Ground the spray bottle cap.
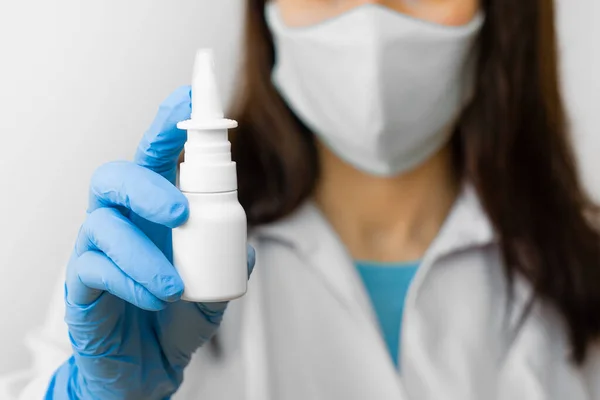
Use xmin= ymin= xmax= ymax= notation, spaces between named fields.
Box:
xmin=176 ymin=49 xmax=238 ymax=193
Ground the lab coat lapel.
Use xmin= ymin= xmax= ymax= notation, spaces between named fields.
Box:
xmin=255 ymin=202 xmax=379 ymax=326
xmin=408 ymin=184 xmax=496 ymax=302
xmin=398 ymin=185 xmax=500 ymax=399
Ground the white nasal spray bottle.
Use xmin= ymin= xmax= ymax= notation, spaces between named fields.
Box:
xmin=173 ymin=49 xmax=248 ymax=302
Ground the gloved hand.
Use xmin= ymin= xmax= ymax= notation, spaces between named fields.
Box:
xmin=46 ymin=86 xmax=255 ymax=400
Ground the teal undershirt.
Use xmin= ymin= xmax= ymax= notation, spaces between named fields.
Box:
xmin=355 ymin=260 xmax=419 ymax=368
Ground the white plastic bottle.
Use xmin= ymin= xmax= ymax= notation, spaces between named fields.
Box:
xmin=173 ymin=49 xmax=248 ymax=302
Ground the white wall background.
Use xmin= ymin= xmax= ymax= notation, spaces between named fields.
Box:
xmin=557 ymin=1 xmax=600 ymax=198
xmin=0 ymin=0 xmax=598 ymax=375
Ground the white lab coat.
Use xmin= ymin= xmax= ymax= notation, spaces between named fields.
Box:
xmin=1 ymin=185 xmax=599 ymax=399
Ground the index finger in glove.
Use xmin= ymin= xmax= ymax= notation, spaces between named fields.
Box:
xmin=134 ymin=86 xmax=191 ymax=183
xmin=88 ymin=161 xmax=189 ymax=229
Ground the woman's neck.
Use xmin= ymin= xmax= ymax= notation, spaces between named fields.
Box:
xmin=314 ymin=142 xmax=459 ymax=262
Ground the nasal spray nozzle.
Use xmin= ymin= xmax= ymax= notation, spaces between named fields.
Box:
xmin=188 ymin=49 xmax=232 ymax=122
xmin=177 ymin=49 xmax=239 ymax=194
xmin=172 ymin=49 xmax=248 ymax=302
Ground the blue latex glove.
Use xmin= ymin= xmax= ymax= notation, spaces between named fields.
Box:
xmin=45 ymin=86 xmax=255 ymax=400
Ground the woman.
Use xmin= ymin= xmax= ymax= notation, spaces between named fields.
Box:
xmin=4 ymin=0 xmax=600 ymax=398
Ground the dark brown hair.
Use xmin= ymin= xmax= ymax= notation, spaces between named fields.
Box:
xmin=229 ymin=0 xmax=600 ymax=364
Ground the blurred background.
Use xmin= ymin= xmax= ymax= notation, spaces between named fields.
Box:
xmin=0 ymin=0 xmax=597 ymax=374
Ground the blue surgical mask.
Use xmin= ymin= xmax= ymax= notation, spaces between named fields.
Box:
xmin=265 ymin=2 xmax=484 ymax=176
